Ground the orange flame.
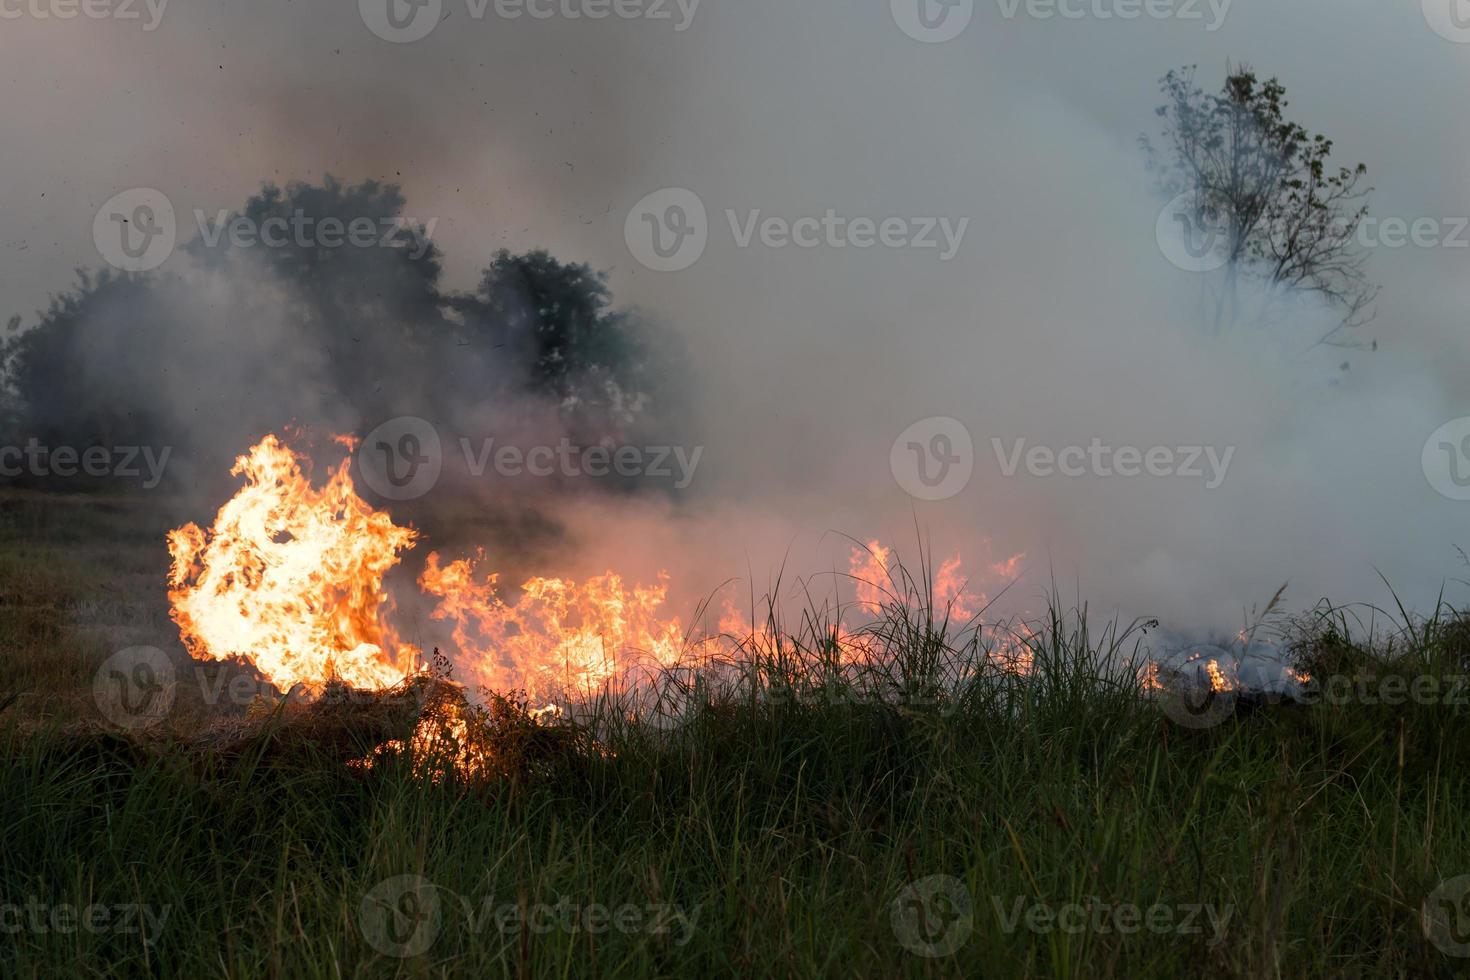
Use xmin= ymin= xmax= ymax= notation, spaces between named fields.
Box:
xmin=1205 ymin=659 xmax=1234 ymax=693
xmin=417 ymin=550 xmax=687 ymax=702
xmin=167 ymin=435 xmax=420 ymax=692
xmin=169 ymin=433 xmax=1030 ymax=716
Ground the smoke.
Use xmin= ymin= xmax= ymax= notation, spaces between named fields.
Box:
xmin=2 ymin=0 xmax=1468 ymax=639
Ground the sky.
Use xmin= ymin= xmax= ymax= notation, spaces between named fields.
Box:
xmin=2 ymin=0 xmax=1468 ymax=635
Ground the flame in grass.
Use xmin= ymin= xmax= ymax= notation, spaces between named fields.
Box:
xmin=851 ymin=540 xmax=975 ymax=620
xmin=167 ymin=434 xmax=421 ymax=692
xmin=347 ymin=675 xmax=596 ymax=784
xmin=418 ymin=550 xmax=687 ymax=703
xmin=846 ymin=540 xmax=1032 ymax=674
xmin=1205 ymin=659 xmax=1234 ymax=693
xmin=168 ymin=433 xmax=1036 ymax=782
xmin=1138 ymin=661 xmax=1166 ymax=692
xmin=1139 ymin=647 xmax=1254 ymax=704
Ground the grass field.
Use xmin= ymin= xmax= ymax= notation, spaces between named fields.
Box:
xmin=3 ymin=489 xmax=1469 ymax=978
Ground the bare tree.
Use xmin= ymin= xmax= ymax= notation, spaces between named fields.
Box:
xmin=1143 ymin=65 xmax=1377 ymax=347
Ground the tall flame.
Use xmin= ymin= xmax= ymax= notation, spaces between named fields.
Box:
xmin=167 ymin=434 xmax=420 ymax=691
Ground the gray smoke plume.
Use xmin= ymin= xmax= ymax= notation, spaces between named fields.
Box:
xmin=2 ymin=0 xmax=1466 ymax=639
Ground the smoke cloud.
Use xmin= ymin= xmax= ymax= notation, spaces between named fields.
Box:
xmin=2 ymin=0 xmax=1467 ymax=639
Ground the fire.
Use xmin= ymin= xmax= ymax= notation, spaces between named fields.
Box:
xmin=1204 ymin=659 xmax=1233 ymax=693
xmin=167 ymin=434 xmax=421 ymax=692
xmin=1139 ymin=661 xmax=1166 ymax=692
xmin=849 ymin=540 xmax=981 ymax=622
xmin=851 ymin=541 xmax=896 ymax=615
xmin=351 ymin=684 xmax=486 ymax=784
xmin=167 ymin=431 xmax=1030 ymax=744
xmin=418 ymin=550 xmax=686 ymax=702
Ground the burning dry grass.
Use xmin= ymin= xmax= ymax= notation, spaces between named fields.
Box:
xmin=7 ymin=468 xmax=1470 ymax=976
xmin=163 ymin=434 xmax=1035 ymax=719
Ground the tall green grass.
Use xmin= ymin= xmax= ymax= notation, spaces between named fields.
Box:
xmin=2 ymin=494 xmax=1469 ymax=977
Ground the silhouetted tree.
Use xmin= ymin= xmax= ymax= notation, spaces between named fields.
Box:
xmin=1143 ymin=65 xmax=1376 ymax=346
xmin=1 ymin=179 xmax=678 ymax=487
xmin=451 ymin=249 xmax=663 ymax=435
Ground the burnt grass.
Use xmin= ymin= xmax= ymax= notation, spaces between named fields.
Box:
xmin=3 ymin=490 xmax=1470 ymax=978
